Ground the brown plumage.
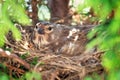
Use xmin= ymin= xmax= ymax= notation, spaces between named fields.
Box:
xmin=33 ymin=22 xmax=88 ymax=56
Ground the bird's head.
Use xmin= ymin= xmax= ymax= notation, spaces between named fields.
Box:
xmin=33 ymin=22 xmax=54 ymax=48
xmin=35 ymin=22 xmax=53 ymax=35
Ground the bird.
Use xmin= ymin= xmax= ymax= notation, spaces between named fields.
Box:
xmin=32 ymin=22 xmax=88 ymax=56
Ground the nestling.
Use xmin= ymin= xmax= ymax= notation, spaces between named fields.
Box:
xmin=33 ymin=22 xmax=87 ymax=56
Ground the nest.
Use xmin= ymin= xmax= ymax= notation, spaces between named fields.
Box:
xmin=0 ymin=24 xmax=104 ymax=80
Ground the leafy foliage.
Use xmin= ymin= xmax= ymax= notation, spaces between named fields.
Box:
xmin=0 ymin=0 xmax=30 ymax=47
xmin=81 ymin=0 xmax=120 ymax=80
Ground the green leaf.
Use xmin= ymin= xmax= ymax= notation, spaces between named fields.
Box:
xmin=102 ymin=51 xmax=120 ymax=70
xmin=25 ymin=71 xmax=42 ymax=80
xmin=0 ymin=72 xmax=9 ymax=80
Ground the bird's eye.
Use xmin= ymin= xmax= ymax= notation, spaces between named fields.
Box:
xmin=35 ymin=25 xmax=38 ymax=29
xmin=48 ymin=27 xmax=52 ymax=31
xmin=35 ymin=23 xmax=42 ymax=29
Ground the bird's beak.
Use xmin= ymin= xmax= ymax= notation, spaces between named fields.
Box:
xmin=38 ymin=28 xmax=45 ymax=34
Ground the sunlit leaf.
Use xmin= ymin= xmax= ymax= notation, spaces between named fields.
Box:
xmin=102 ymin=51 xmax=120 ymax=70
xmin=108 ymin=70 xmax=120 ymax=80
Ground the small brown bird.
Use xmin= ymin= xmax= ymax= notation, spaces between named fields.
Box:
xmin=33 ymin=22 xmax=88 ymax=56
